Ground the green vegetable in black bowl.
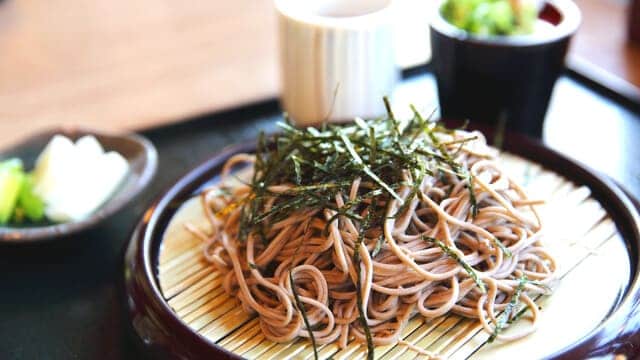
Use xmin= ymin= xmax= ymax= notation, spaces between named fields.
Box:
xmin=441 ymin=0 xmax=538 ymax=36
xmin=0 ymin=158 xmax=45 ymax=224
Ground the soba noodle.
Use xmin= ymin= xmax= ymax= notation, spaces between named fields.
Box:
xmin=185 ymin=112 xmax=555 ymax=358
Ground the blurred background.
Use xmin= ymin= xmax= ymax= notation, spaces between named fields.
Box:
xmin=0 ymin=0 xmax=637 ymax=146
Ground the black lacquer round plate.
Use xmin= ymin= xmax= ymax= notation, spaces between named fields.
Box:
xmin=123 ymin=124 xmax=640 ymax=359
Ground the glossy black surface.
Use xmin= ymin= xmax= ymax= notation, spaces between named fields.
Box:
xmin=0 ymin=70 xmax=638 ymax=359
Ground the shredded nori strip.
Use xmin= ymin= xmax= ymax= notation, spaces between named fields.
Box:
xmin=422 ymin=236 xmax=486 ymax=293
xmin=289 ymin=270 xmax=319 ymax=359
xmin=488 ymin=275 xmax=529 ymax=343
xmin=289 ymin=220 xmax=319 ymax=359
xmin=225 ymin=100 xmax=518 ymax=353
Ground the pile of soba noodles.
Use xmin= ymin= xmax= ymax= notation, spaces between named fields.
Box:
xmin=186 ymin=104 xmax=555 ymax=358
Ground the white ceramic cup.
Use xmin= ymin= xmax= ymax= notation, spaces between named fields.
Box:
xmin=276 ymin=0 xmax=399 ymax=127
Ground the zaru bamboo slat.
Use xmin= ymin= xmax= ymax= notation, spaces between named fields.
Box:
xmin=168 ymin=271 xmax=222 ymax=310
xmin=218 ymin=318 xmax=262 ymax=349
xmin=156 ymin=155 xmax=628 ymax=359
xmin=452 ymin=231 xmax=627 ymax=360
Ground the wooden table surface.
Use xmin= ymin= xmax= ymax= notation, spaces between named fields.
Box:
xmin=0 ymin=0 xmax=638 ymax=149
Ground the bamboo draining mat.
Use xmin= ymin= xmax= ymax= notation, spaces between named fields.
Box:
xmin=156 ymin=153 xmax=625 ymax=359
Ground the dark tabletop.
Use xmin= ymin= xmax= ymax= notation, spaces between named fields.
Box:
xmin=1 ymin=70 xmax=639 ymax=359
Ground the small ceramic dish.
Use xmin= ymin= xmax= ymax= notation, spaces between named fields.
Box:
xmin=0 ymin=127 xmax=158 ymax=243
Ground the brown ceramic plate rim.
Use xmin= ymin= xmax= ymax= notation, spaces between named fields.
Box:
xmin=0 ymin=127 xmax=158 ymax=244
xmin=123 ymin=127 xmax=640 ymax=359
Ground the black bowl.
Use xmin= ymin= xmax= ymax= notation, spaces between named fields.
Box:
xmin=430 ymin=0 xmax=581 ymax=138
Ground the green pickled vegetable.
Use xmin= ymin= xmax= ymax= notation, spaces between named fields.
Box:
xmin=0 ymin=158 xmax=23 ymax=172
xmin=0 ymin=159 xmax=25 ymax=224
xmin=441 ymin=0 xmax=538 ymax=36
xmin=16 ymin=175 xmax=45 ymax=222
xmin=0 ymin=158 xmax=46 ymax=225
